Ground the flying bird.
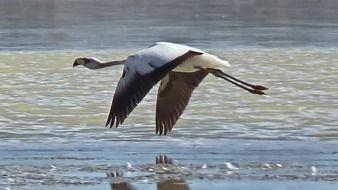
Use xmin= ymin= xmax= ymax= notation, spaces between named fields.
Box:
xmin=73 ymin=42 xmax=268 ymax=135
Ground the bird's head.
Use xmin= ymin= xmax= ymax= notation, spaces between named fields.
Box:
xmin=73 ymin=57 xmax=102 ymax=69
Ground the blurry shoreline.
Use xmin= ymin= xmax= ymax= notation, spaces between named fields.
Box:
xmin=2 ymin=0 xmax=338 ymax=51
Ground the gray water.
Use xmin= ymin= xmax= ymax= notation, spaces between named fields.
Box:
xmin=1 ymin=0 xmax=338 ymax=50
xmin=1 ymin=0 xmax=338 ymax=189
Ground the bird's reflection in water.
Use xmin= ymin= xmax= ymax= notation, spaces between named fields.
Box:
xmin=107 ymin=171 xmax=136 ymax=190
xmin=157 ymin=180 xmax=189 ymax=190
xmin=156 ymin=154 xmax=173 ymax=165
xmin=107 ymin=155 xmax=189 ymax=190
xmin=156 ymin=155 xmax=189 ymax=190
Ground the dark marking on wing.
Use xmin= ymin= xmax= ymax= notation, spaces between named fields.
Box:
xmin=105 ymin=50 xmax=203 ymax=129
xmin=155 ymin=70 xmax=209 ymax=135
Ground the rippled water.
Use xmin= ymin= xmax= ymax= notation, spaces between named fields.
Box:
xmin=2 ymin=47 xmax=338 ymax=189
xmin=1 ymin=140 xmax=338 ymax=189
xmin=1 ymin=48 xmax=337 ymax=142
xmin=1 ymin=0 xmax=338 ymax=189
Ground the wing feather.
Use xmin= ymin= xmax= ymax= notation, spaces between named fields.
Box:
xmin=106 ymin=50 xmax=203 ymax=128
xmin=155 ymin=70 xmax=209 ymax=135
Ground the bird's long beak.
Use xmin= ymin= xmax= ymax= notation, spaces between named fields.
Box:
xmin=73 ymin=58 xmax=85 ymax=67
xmin=73 ymin=61 xmax=79 ymax=67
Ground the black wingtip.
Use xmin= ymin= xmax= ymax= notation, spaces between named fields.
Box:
xmin=155 ymin=126 xmax=169 ymax=136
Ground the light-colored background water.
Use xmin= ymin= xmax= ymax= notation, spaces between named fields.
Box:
xmin=1 ymin=48 xmax=338 ymax=142
xmin=1 ymin=48 xmax=338 ymax=189
xmin=1 ymin=0 xmax=338 ymax=189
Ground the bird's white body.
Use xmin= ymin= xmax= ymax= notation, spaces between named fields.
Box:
xmin=128 ymin=42 xmax=231 ymax=75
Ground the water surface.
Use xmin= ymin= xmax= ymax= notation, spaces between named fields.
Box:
xmin=1 ymin=48 xmax=337 ymax=142
xmin=1 ymin=0 xmax=338 ymax=50
xmin=1 ymin=48 xmax=338 ymax=189
xmin=1 ymin=140 xmax=338 ymax=190
xmin=1 ymin=0 xmax=338 ymax=189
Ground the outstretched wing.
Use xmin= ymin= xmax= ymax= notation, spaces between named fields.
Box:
xmin=155 ymin=70 xmax=209 ymax=135
xmin=106 ymin=50 xmax=203 ymax=128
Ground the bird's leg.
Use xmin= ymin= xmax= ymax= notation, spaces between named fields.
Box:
xmin=195 ymin=66 xmax=267 ymax=95
xmin=212 ymin=70 xmax=266 ymax=95
xmin=208 ymin=68 xmax=268 ymax=91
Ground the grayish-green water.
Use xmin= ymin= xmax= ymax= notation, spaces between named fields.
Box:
xmin=1 ymin=48 xmax=338 ymax=141
xmin=1 ymin=48 xmax=338 ymax=190
xmin=1 ymin=0 xmax=338 ymax=189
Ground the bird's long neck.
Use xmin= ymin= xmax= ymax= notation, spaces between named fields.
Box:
xmin=91 ymin=59 xmax=125 ymax=69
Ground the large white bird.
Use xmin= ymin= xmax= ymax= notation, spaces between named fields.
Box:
xmin=73 ymin=42 xmax=268 ymax=135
